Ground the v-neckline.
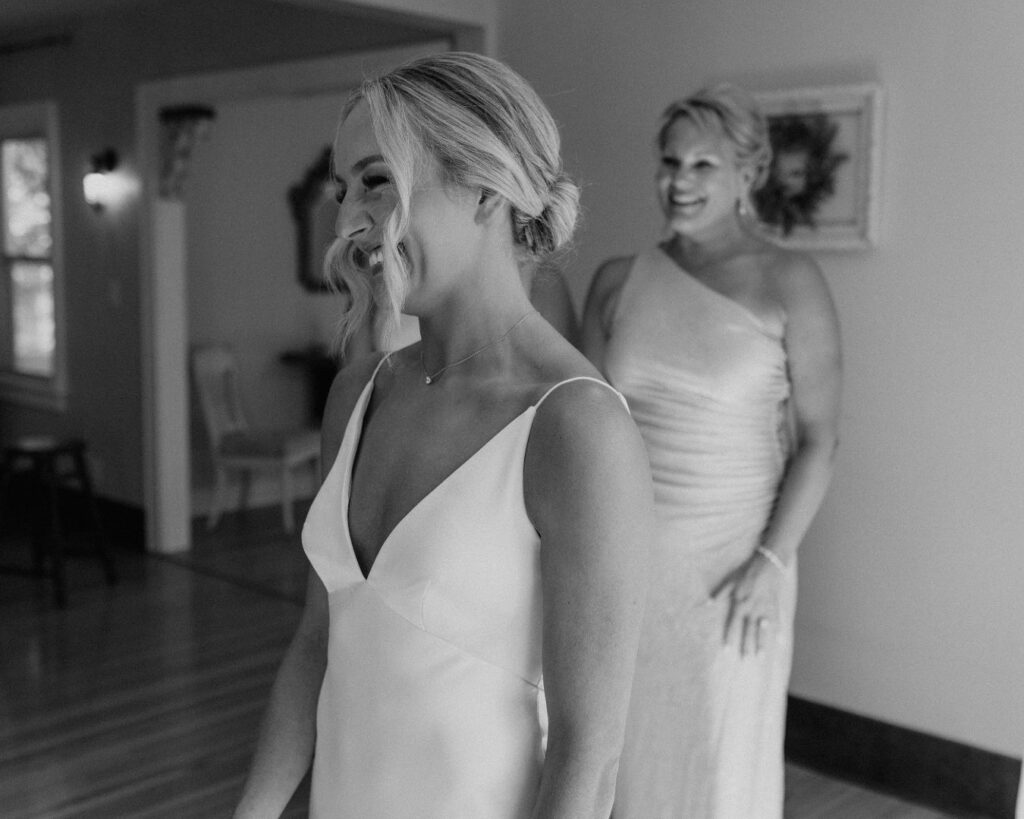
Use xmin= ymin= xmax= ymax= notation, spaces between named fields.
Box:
xmin=655 ymin=246 xmax=778 ymax=336
xmin=341 ymin=372 xmax=535 ymax=581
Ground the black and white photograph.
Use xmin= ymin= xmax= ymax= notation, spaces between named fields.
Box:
xmin=0 ymin=2 xmax=1020 ymax=819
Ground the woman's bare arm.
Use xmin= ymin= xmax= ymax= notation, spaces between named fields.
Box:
xmin=716 ymin=253 xmax=841 ymax=655
xmin=580 ymin=257 xmax=631 ymax=375
xmin=524 ymin=379 xmax=654 ymax=818
xmin=234 ymin=357 xmax=380 ymax=816
xmin=760 ymin=254 xmax=842 ymax=565
xmin=233 ymin=570 xmax=328 ymax=817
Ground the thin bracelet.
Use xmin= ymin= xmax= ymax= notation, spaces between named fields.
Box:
xmin=755 ymin=545 xmax=787 ymax=573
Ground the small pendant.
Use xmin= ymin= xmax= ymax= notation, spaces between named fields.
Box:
xmin=424 ymin=375 xmax=432 ymax=385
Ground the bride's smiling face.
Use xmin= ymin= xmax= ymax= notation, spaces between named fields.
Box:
xmin=331 ymin=100 xmax=480 ymax=313
xmin=331 ymin=102 xmax=397 ymax=282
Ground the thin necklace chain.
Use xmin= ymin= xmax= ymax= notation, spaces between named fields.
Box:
xmin=420 ymin=310 xmax=535 ymax=385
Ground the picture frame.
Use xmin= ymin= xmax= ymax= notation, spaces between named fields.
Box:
xmin=752 ymin=83 xmax=883 ymax=251
xmin=288 ymin=145 xmax=336 ymax=292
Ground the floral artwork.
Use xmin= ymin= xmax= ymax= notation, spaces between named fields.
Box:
xmin=753 ymin=85 xmax=882 ymax=250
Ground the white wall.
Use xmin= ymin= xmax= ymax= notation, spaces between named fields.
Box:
xmin=499 ymin=0 xmax=1024 ymax=757
xmin=186 ymin=91 xmax=348 ymax=498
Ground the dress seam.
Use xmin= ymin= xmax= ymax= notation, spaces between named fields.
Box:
xmin=363 ymin=579 xmax=544 ymax=691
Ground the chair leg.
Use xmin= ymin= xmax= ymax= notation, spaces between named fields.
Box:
xmin=40 ymin=457 xmax=67 ymax=609
xmin=0 ymin=456 xmax=12 ymax=537
xmin=280 ymin=465 xmax=295 ymax=534
xmin=208 ymin=468 xmax=228 ymax=531
xmin=70 ymin=446 xmax=117 ymax=586
xmin=25 ymin=462 xmax=46 ymax=579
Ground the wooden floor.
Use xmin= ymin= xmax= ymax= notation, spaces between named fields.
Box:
xmin=0 ymin=505 xmax=955 ymax=818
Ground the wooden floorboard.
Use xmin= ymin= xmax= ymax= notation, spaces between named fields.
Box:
xmin=0 ymin=506 xmax=955 ymax=818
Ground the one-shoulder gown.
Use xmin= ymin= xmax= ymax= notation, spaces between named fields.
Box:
xmin=605 ymin=248 xmax=795 ymax=819
xmin=302 ymin=363 xmax=620 ymax=818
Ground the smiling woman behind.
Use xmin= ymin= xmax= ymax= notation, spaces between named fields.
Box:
xmin=233 ymin=52 xmax=654 ymax=819
xmin=583 ymin=83 xmax=841 ymax=818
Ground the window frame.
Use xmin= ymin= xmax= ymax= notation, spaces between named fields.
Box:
xmin=0 ymin=100 xmax=67 ymax=411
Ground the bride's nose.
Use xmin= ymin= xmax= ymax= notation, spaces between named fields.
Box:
xmin=337 ymin=198 xmax=374 ymax=241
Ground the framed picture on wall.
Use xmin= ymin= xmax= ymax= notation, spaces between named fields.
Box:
xmin=289 ymin=145 xmax=337 ymax=292
xmin=752 ymin=83 xmax=883 ymax=251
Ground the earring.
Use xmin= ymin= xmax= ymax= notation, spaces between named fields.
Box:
xmin=737 ymin=197 xmax=749 ymax=218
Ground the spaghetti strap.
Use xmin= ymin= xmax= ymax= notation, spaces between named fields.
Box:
xmin=365 ymin=353 xmax=389 ymax=388
xmin=534 ymin=376 xmax=629 ymax=411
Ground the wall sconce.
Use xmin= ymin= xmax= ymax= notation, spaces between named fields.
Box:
xmin=82 ymin=148 xmax=118 ymax=210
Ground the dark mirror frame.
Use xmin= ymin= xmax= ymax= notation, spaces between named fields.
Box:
xmin=288 ymin=145 xmax=337 ymax=292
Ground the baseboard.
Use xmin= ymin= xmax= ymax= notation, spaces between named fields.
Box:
xmin=190 ymin=472 xmax=318 ymax=518
xmin=785 ymin=695 xmax=1021 ymax=818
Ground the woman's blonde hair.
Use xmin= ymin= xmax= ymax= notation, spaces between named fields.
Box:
xmin=328 ymin=51 xmax=579 ymax=353
xmin=657 ymin=83 xmax=772 ymax=202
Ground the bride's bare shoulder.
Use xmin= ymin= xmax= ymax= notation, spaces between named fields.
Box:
xmin=320 ymin=353 xmax=385 ymax=462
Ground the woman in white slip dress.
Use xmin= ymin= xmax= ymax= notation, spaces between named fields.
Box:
xmin=583 ymin=84 xmax=842 ymax=818
xmin=234 ymin=52 xmax=655 ymax=819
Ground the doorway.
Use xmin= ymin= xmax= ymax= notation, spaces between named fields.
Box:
xmin=136 ymin=40 xmax=453 ymax=554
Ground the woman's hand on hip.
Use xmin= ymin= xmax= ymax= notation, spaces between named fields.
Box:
xmin=711 ymin=553 xmax=782 ymax=657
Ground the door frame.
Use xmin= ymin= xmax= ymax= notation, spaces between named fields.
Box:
xmin=135 ymin=40 xmax=454 ymax=553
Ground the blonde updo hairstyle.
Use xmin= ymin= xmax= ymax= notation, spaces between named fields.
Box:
xmin=325 ymin=51 xmax=579 ymax=352
xmin=657 ymin=83 xmax=772 ymax=217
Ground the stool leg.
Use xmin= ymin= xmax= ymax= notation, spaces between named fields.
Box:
xmin=40 ymin=456 xmax=68 ymax=609
xmin=23 ymin=459 xmax=47 ymax=579
xmin=71 ymin=447 xmax=117 ymax=586
xmin=0 ymin=456 xmax=11 ymax=536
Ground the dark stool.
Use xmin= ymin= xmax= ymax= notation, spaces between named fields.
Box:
xmin=0 ymin=436 xmax=117 ymax=608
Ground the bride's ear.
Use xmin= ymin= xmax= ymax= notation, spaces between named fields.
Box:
xmin=475 ymin=188 xmax=506 ymax=223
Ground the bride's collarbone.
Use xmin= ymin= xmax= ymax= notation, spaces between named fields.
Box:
xmin=359 ymin=390 xmax=527 ymax=473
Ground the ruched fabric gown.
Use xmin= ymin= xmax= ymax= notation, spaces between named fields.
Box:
xmin=605 ymin=248 xmax=796 ymax=819
xmin=302 ymin=365 xmax=619 ymax=818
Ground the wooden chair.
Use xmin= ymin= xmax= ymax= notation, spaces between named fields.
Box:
xmin=191 ymin=345 xmax=321 ymax=534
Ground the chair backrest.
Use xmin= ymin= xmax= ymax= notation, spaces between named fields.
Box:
xmin=191 ymin=345 xmax=250 ymax=451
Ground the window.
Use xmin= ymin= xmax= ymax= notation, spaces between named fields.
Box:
xmin=0 ymin=102 xmax=66 ymax=409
